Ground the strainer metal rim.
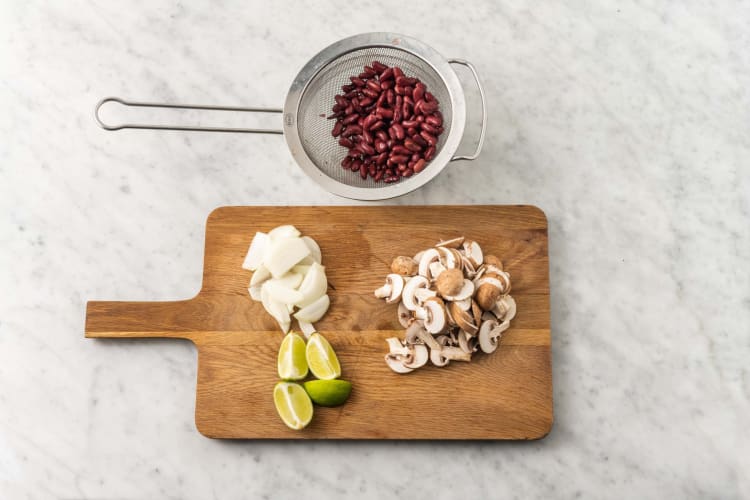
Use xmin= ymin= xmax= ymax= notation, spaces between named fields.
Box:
xmin=282 ymin=32 xmax=466 ymax=201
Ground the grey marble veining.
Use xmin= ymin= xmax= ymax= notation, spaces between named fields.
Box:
xmin=1 ymin=1 xmax=749 ymax=498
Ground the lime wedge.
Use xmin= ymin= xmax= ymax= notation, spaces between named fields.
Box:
xmin=305 ymin=332 xmax=341 ymax=380
xmin=303 ymin=379 xmax=352 ymax=407
xmin=277 ymin=332 xmax=308 ymax=381
xmin=273 ymin=382 xmax=313 ymax=430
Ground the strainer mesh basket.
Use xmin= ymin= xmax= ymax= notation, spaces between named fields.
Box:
xmin=296 ymin=47 xmax=452 ymax=188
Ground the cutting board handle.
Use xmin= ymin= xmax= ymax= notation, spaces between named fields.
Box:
xmin=85 ymin=298 xmax=201 ymax=340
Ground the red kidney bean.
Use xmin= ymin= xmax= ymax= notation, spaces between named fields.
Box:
xmin=407 ymin=127 xmax=417 ymax=136
xmin=420 ymin=130 xmax=437 ymax=146
xmin=331 ymin=120 xmax=343 ymax=137
xmin=393 ymin=107 xmax=402 ymax=123
xmin=375 ymin=130 xmax=388 ymax=142
xmin=359 ymin=142 xmax=376 ymax=155
xmin=339 ymin=137 xmax=354 ymax=148
xmin=364 ymin=64 xmax=378 ymax=75
xmin=366 ymin=80 xmax=381 ymax=93
xmin=404 ymin=139 xmax=422 ymax=152
xmin=341 ymin=156 xmax=353 ymax=169
xmin=344 ymin=104 xmax=354 ymax=115
xmin=403 ymin=95 xmax=414 ymax=106
xmin=421 ymin=122 xmax=439 ymax=135
xmin=362 ymin=129 xmax=373 ymax=144
xmin=343 ymin=113 xmax=359 ymax=125
xmin=385 ymin=175 xmax=399 ymax=183
xmin=421 ymin=101 xmax=438 ymax=114
xmin=343 ymin=124 xmax=362 ymax=136
xmin=393 ymin=67 xmax=404 ymax=79
xmin=385 ymin=168 xmax=395 ymax=176
xmin=390 ymin=154 xmax=409 ymax=164
xmin=436 ymin=126 xmax=444 ymax=135
xmin=402 ymin=119 xmax=419 ymax=128
xmin=414 ymin=99 xmax=425 ymax=115
xmin=413 ymin=83 xmax=425 ymax=102
xmin=359 ymin=164 xmax=367 ymax=179
xmin=425 ymin=115 xmax=442 ymax=127
xmin=372 ymin=61 xmax=388 ymax=72
xmin=380 ymin=79 xmax=394 ymax=90
xmin=376 ymin=152 xmax=388 ymax=165
xmin=352 ymin=158 xmax=362 ymax=170
xmin=413 ymin=159 xmax=426 ymax=173
xmin=375 ymin=140 xmax=388 ymax=153
xmin=374 ymin=169 xmax=384 ymax=182
xmin=362 ymin=114 xmax=376 ymax=130
xmin=424 ymin=146 xmax=436 ymax=161
xmin=359 ymin=97 xmax=374 ymax=107
xmin=396 ymin=163 xmax=407 ymax=172
xmin=368 ymin=163 xmax=377 ymax=176
xmin=407 ymin=160 xmax=416 ymax=169
xmin=394 ymin=85 xmax=406 ymax=96
xmin=335 ymin=95 xmax=347 ymax=107
xmin=424 ymin=91 xmax=435 ymax=101
xmin=375 ymin=107 xmax=393 ymax=120
xmin=391 ymin=123 xmax=405 ymax=140
xmin=396 ymin=76 xmax=418 ymax=86
xmin=391 ymin=145 xmax=410 ymax=156
xmin=386 ymin=89 xmax=396 ymax=107
xmin=415 ymin=114 xmax=424 ymax=122
xmin=332 ymin=103 xmax=344 ymax=113
xmin=402 ymin=168 xmax=414 ymax=177
xmin=412 ymin=133 xmax=428 ymax=147
xmin=380 ymin=67 xmax=394 ymax=81
xmin=370 ymin=120 xmax=385 ymax=131
xmin=361 ymin=88 xmax=378 ymax=99
xmin=342 ymin=84 xmax=355 ymax=93
xmin=350 ymin=76 xmax=366 ymax=87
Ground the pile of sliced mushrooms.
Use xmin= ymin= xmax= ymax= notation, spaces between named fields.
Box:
xmin=374 ymin=237 xmax=516 ymax=373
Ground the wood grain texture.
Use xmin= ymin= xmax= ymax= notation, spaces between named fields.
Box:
xmin=85 ymin=205 xmax=553 ymax=439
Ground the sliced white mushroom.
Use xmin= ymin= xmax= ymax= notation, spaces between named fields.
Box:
xmin=293 ymin=294 xmax=330 ymax=323
xmin=461 ymin=255 xmax=477 ymax=277
xmin=385 ymin=354 xmax=414 ymax=374
xmin=299 ymin=235 xmax=322 ymax=264
xmin=429 ymin=261 xmax=446 ymax=280
xmin=413 ymin=250 xmax=425 ymax=263
xmin=442 ymin=346 xmax=472 ymax=361
xmin=264 ymin=237 xmax=311 ymax=278
xmin=441 ymin=279 xmax=475 ymax=302
xmin=268 ymin=224 xmax=301 ymax=240
xmin=430 ymin=347 xmax=450 ymax=367
xmin=462 ymin=240 xmax=483 ymax=267
xmin=449 ymin=301 xmax=478 ymax=336
xmin=423 ymin=297 xmax=447 ymax=334
xmin=437 ymin=247 xmax=459 ymax=269
xmin=492 ymin=295 xmax=517 ymax=322
xmin=458 ymin=330 xmax=472 ymax=353
xmin=455 ymin=297 xmax=472 ymax=311
xmin=386 ymin=337 xmax=412 ymax=356
xmin=401 ymin=275 xmax=429 ymax=311
xmin=397 ymin=302 xmax=412 ymax=328
xmin=418 ymin=248 xmax=441 ymax=278
xmin=474 ymin=276 xmax=504 ymax=310
xmin=242 ymin=232 xmax=269 ymax=271
xmin=404 ymin=320 xmax=425 ymax=344
xmin=435 ymin=236 xmax=465 ymax=249
xmin=478 ymin=318 xmax=510 ymax=353
xmin=414 ymin=287 xmax=437 ymax=304
xmin=402 ymin=344 xmax=429 ymax=369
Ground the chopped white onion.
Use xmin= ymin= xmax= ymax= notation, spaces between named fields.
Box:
xmin=295 ymin=262 xmax=327 ymax=308
xmin=298 ymin=321 xmax=316 ymax=338
xmin=294 ymin=294 xmax=330 ymax=323
xmin=242 ymin=232 xmax=268 ymax=271
xmin=268 ymin=225 xmax=301 ymax=240
xmin=265 ymin=237 xmax=310 ymax=278
xmin=301 ymin=236 xmax=322 ymax=264
xmin=263 ymin=280 xmax=304 ymax=305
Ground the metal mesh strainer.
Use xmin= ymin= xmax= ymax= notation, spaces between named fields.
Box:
xmin=95 ymin=33 xmax=486 ymax=200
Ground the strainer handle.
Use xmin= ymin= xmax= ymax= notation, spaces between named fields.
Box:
xmin=447 ymin=59 xmax=487 ymax=161
xmin=94 ymin=97 xmax=284 ymax=134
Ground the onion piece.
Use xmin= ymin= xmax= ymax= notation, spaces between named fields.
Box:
xmin=271 ymin=272 xmax=303 ymax=290
xmin=249 ymin=264 xmax=271 ymax=287
xmin=301 ymin=236 xmax=322 ymax=264
xmin=292 ymin=264 xmax=312 ymax=276
xmin=248 ymin=286 xmax=262 ymax=301
xmin=268 ymin=225 xmax=301 ymax=240
xmin=263 ymin=280 xmax=304 ymax=304
xmin=298 ymin=321 xmax=316 ymax=338
xmin=260 ymin=286 xmax=291 ymax=332
xmin=295 ymin=262 xmax=327 ymax=308
xmin=265 ymin=237 xmax=311 ymax=278
xmin=242 ymin=232 xmax=268 ymax=271
xmin=294 ymin=294 xmax=330 ymax=322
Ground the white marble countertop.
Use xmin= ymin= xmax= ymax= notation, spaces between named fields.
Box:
xmin=2 ymin=1 xmax=749 ymax=498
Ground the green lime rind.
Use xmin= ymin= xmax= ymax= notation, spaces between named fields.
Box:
xmin=303 ymin=379 xmax=352 ymax=407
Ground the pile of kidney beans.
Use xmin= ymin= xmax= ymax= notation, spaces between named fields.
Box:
xmin=329 ymin=61 xmax=443 ymax=183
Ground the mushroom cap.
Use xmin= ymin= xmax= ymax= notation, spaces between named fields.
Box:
xmin=483 ymin=254 xmax=504 ymax=270
xmin=441 ymin=279 xmax=475 ymax=302
xmin=492 ymin=295 xmax=517 ymax=322
xmin=478 ymin=318 xmax=510 ymax=353
xmin=401 ymin=275 xmax=429 ymax=311
xmin=402 ymin=344 xmax=429 ymax=369
xmin=423 ymin=297 xmax=447 ymax=334
xmin=435 ymin=268 xmax=464 ymax=297
xmin=385 ymin=274 xmax=405 ymax=303
xmin=475 ymin=277 xmax=503 ymax=310
xmin=391 ymin=255 xmax=418 ymax=276
xmin=471 ymin=300 xmax=483 ymax=327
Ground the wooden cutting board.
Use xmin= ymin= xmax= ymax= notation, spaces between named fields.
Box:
xmin=85 ymin=206 xmax=552 ymax=439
